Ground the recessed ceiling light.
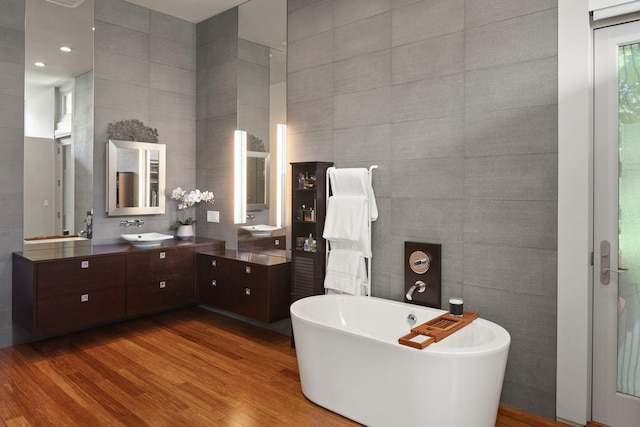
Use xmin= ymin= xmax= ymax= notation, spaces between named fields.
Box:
xmin=60 ymin=46 xmax=72 ymax=52
xmin=34 ymin=62 xmax=45 ymax=67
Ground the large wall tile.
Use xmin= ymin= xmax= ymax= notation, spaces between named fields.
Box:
xmin=463 ymin=285 xmax=556 ymax=419
xmin=198 ymin=8 xmax=237 ymax=46
xmin=465 ymin=0 xmax=557 ymax=29
xmin=0 ymin=61 xmax=22 ymax=96
xmin=465 ymin=154 xmax=558 ymax=201
xmin=150 ymin=90 xmax=196 ymax=122
xmin=335 ymin=12 xmax=391 ymax=62
xmin=94 ymin=50 xmax=150 ymax=86
xmin=288 ymin=30 xmax=334 ymax=73
xmin=334 ymin=124 xmax=391 ymax=164
xmin=392 ymin=31 xmax=464 ymax=84
xmin=392 ymin=115 xmax=464 ymax=160
xmin=465 ymin=57 xmax=558 ymax=114
xmin=289 ymin=64 xmax=334 ymax=104
xmin=335 ymin=50 xmax=391 ymax=95
xmin=287 ymin=130 xmax=334 ymax=163
xmin=334 ymin=86 xmax=392 ymax=129
xmin=151 ymin=36 xmax=196 ymax=71
xmin=94 ymin=21 xmax=149 ymax=61
xmin=0 ymin=0 xmax=23 ymax=348
xmin=200 ymin=36 xmax=238 ymax=70
xmin=391 ymin=157 xmax=464 ymax=200
xmin=392 ymin=73 xmax=464 ymax=122
xmin=95 ymin=0 xmax=149 ymax=33
xmin=0 ymin=94 xmax=23 ymax=129
xmin=334 ymin=0 xmax=391 ymax=27
xmin=94 ymin=78 xmax=150 ymax=115
xmin=150 ymin=63 xmax=196 ymax=95
xmin=288 ymin=97 xmax=334 ymax=134
xmin=465 ymin=105 xmax=558 ymax=157
xmin=0 ymin=26 xmax=24 ymax=64
xmin=465 ymin=9 xmax=557 ymax=71
xmin=288 ymin=0 xmax=334 ymax=42
xmin=391 ymin=198 xmax=464 ymax=243
xmin=0 ymin=0 xmax=23 ymax=31
xmin=464 ymin=243 xmax=557 ymax=297
xmin=464 ymin=199 xmax=557 ymax=250
xmin=150 ymin=10 xmax=196 ymax=46
xmin=392 ymin=0 xmax=463 ymax=47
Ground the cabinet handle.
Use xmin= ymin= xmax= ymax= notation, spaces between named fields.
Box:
xmin=159 ymin=281 xmax=166 ymax=289
xmin=159 ymin=252 xmax=166 ymax=259
xmin=81 ymin=293 xmax=89 ymax=302
xmin=211 ymin=259 xmax=217 ymax=267
xmin=245 ymin=288 xmax=251 ymax=296
xmin=81 ymin=260 xmax=89 ymax=269
xmin=211 ymin=280 xmax=217 ymax=287
xmin=245 ymin=266 xmax=251 ymax=274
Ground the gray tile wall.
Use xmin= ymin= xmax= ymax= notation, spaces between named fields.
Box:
xmin=195 ymin=8 xmax=238 ymax=247
xmin=287 ymin=0 xmax=558 ymax=419
xmin=91 ymin=0 xmax=197 ymax=244
xmin=0 ymin=0 xmax=24 ymax=347
xmin=74 ymin=70 xmax=94 ymax=235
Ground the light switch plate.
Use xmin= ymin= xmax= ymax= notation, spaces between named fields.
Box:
xmin=207 ymin=210 xmax=220 ymax=222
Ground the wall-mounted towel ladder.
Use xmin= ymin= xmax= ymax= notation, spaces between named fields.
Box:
xmin=323 ymin=165 xmax=378 ymax=296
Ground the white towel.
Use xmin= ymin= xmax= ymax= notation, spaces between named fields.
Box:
xmin=323 ymin=195 xmax=367 ymax=243
xmin=328 ymin=168 xmax=378 ymax=220
xmin=324 ymin=249 xmax=366 ymax=295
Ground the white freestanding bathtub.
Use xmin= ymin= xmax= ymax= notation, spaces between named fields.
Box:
xmin=290 ymin=295 xmax=510 ymax=427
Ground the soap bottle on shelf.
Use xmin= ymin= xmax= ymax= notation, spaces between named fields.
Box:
xmin=310 ymin=236 xmax=317 ymax=253
xmin=304 ymin=234 xmax=311 ymax=252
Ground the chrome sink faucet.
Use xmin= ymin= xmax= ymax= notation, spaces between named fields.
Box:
xmin=406 ymin=280 xmax=427 ymax=301
xmin=120 ymin=219 xmax=145 ymax=227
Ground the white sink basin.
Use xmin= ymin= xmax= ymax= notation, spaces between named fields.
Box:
xmin=240 ymin=224 xmax=280 ymax=237
xmin=121 ymin=232 xmax=174 ymax=247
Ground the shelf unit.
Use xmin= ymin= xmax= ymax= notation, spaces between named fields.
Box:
xmin=290 ymin=161 xmax=333 ymax=302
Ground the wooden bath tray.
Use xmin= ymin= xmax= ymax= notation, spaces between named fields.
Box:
xmin=398 ymin=311 xmax=478 ymax=350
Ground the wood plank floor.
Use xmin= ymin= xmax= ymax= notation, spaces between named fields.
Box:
xmin=0 ymin=307 xmax=570 ymax=426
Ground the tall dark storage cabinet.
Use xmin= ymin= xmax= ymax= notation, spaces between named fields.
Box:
xmin=290 ymin=161 xmax=333 ymax=302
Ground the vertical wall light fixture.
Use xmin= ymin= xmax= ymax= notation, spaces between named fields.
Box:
xmin=234 ymin=130 xmax=247 ymax=224
xmin=276 ymin=124 xmax=287 ymax=228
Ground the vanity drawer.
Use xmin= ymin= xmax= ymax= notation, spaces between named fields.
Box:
xmin=197 ymin=254 xmax=231 ymax=308
xmin=37 ymin=255 xmax=126 ymax=299
xmin=36 ymin=286 xmax=126 ymax=335
xmin=126 ymin=275 xmax=194 ymax=316
xmin=227 ymin=284 xmax=269 ymax=323
xmin=228 ymin=262 xmax=269 ymax=292
xmin=126 ymin=247 xmax=195 ymax=282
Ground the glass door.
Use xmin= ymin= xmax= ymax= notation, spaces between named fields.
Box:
xmin=593 ymin=20 xmax=640 ymax=426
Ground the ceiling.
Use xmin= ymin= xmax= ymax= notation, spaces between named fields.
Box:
xmin=123 ymin=0 xmax=245 ymax=24
xmin=25 ymin=0 xmax=284 ymax=98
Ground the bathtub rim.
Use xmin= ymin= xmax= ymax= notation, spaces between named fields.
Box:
xmin=290 ymin=294 xmax=511 ymax=356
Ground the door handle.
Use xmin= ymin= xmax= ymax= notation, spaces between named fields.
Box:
xmin=600 ymin=240 xmax=628 ymax=284
xmin=601 ymin=267 xmax=628 ymax=274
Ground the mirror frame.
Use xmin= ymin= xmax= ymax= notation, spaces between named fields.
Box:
xmin=106 ymin=139 xmax=166 ymax=216
xmin=247 ymin=150 xmax=269 ymax=212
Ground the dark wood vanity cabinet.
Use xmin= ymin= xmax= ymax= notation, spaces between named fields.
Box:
xmin=13 ymin=239 xmax=225 ymax=337
xmin=13 ymin=254 xmax=127 ymax=336
xmin=126 ymin=246 xmax=196 ymax=316
xmin=197 ymin=252 xmax=291 ymax=323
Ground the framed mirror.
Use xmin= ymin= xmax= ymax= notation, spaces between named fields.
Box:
xmin=23 ymin=0 xmax=94 ymax=240
xmin=247 ymin=151 xmax=269 ymax=211
xmin=106 ymin=140 xmax=166 ymax=216
xmin=236 ymin=0 xmax=286 ymax=226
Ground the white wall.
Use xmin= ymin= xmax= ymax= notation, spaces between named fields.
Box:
xmin=24 ymin=87 xmax=54 ymax=138
xmin=23 ymin=136 xmax=56 ymax=238
xmin=558 ymin=1 xmax=593 ymax=425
